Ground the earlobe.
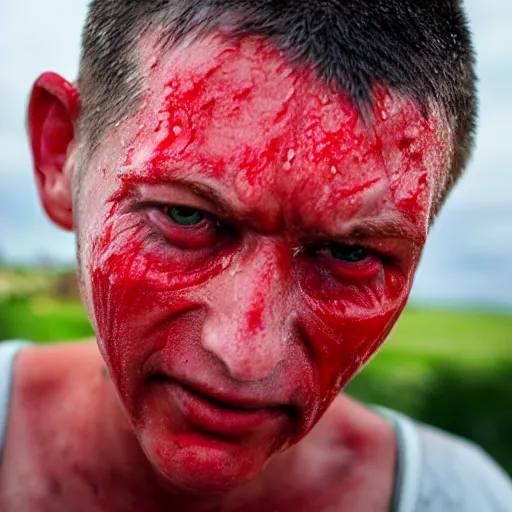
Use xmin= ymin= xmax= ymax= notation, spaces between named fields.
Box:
xmin=28 ymin=72 xmax=80 ymax=231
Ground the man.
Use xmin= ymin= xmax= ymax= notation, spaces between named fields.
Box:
xmin=0 ymin=0 xmax=511 ymax=510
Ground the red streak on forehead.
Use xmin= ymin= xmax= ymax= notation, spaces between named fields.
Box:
xmin=119 ymin=33 xmax=448 ymax=235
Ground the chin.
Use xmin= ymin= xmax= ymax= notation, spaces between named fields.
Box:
xmin=140 ymin=428 xmax=273 ymax=494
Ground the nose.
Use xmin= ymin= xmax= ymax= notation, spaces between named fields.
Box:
xmin=202 ymin=241 xmax=291 ymax=382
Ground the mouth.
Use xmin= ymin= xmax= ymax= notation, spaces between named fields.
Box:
xmin=151 ymin=375 xmax=290 ymax=438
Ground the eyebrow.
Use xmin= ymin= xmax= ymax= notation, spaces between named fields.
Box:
xmin=130 ymin=175 xmax=235 ymax=216
xmin=175 ymin=179 xmax=233 ymax=216
xmin=338 ymin=215 xmax=424 ymax=242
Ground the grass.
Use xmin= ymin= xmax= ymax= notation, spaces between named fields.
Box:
xmin=1 ymin=292 xmax=511 ymax=475
xmin=0 ymin=296 xmax=94 ymax=342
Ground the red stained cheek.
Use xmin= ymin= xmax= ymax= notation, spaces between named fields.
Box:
xmin=297 ymin=265 xmax=408 ymax=404
xmin=87 ymin=208 xmax=206 ymax=392
xmin=294 ymin=298 xmax=407 ymax=423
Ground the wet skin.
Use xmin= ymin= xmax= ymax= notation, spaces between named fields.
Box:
xmin=70 ymin=32 xmax=452 ymax=494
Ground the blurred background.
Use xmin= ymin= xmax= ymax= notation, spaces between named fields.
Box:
xmin=0 ymin=0 xmax=511 ymax=474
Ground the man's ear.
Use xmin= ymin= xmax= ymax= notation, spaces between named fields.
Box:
xmin=28 ymin=72 xmax=80 ymax=231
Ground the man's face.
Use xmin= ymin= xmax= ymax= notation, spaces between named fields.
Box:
xmin=76 ymin=33 xmax=449 ymax=491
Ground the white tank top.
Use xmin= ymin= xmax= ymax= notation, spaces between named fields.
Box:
xmin=0 ymin=342 xmax=511 ymax=510
xmin=377 ymin=407 xmax=512 ymax=511
xmin=0 ymin=341 xmax=28 ymax=461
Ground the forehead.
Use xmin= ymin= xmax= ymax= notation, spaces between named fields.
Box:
xmin=98 ymin=32 xmax=451 ymax=234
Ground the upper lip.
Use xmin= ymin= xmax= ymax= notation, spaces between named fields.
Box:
xmin=161 ymin=375 xmax=288 ymax=412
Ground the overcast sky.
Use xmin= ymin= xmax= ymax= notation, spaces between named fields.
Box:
xmin=0 ymin=0 xmax=511 ymax=308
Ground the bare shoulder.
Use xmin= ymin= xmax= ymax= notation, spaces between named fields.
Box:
xmin=6 ymin=341 xmax=104 ymax=426
xmin=0 ymin=341 xmax=104 ymax=510
xmin=5 ymin=340 xmax=104 ymax=446
xmin=17 ymin=340 xmax=102 ymax=383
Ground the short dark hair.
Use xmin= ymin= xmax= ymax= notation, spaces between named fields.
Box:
xmin=78 ymin=0 xmax=477 ymax=209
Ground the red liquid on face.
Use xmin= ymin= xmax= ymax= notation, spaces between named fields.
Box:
xmin=78 ymin=33 xmax=449 ymax=489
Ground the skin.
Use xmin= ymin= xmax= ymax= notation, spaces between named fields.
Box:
xmin=2 ymin=31 xmax=451 ymax=511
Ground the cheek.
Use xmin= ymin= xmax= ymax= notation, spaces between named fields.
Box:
xmin=295 ymin=253 xmax=413 ymax=419
xmin=86 ymin=209 xmax=213 ymax=393
xmin=303 ymin=299 xmax=405 ymax=401
xmin=87 ymin=218 xmax=151 ymax=387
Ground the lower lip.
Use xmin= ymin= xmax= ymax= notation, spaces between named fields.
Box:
xmin=162 ymin=380 xmax=285 ymax=437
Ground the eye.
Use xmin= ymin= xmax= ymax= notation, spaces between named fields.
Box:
xmin=166 ymin=206 xmax=205 ymax=226
xmin=329 ymin=244 xmax=369 ymax=263
xmin=148 ymin=205 xmax=223 ymax=250
xmin=317 ymin=243 xmax=381 ymax=281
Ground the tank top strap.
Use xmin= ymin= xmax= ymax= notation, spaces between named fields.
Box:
xmin=0 ymin=341 xmax=30 ymax=461
xmin=372 ymin=405 xmax=422 ymax=512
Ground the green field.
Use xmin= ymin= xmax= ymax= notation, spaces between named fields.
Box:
xmin=1 ymin=269 xmax=511 ymax=475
